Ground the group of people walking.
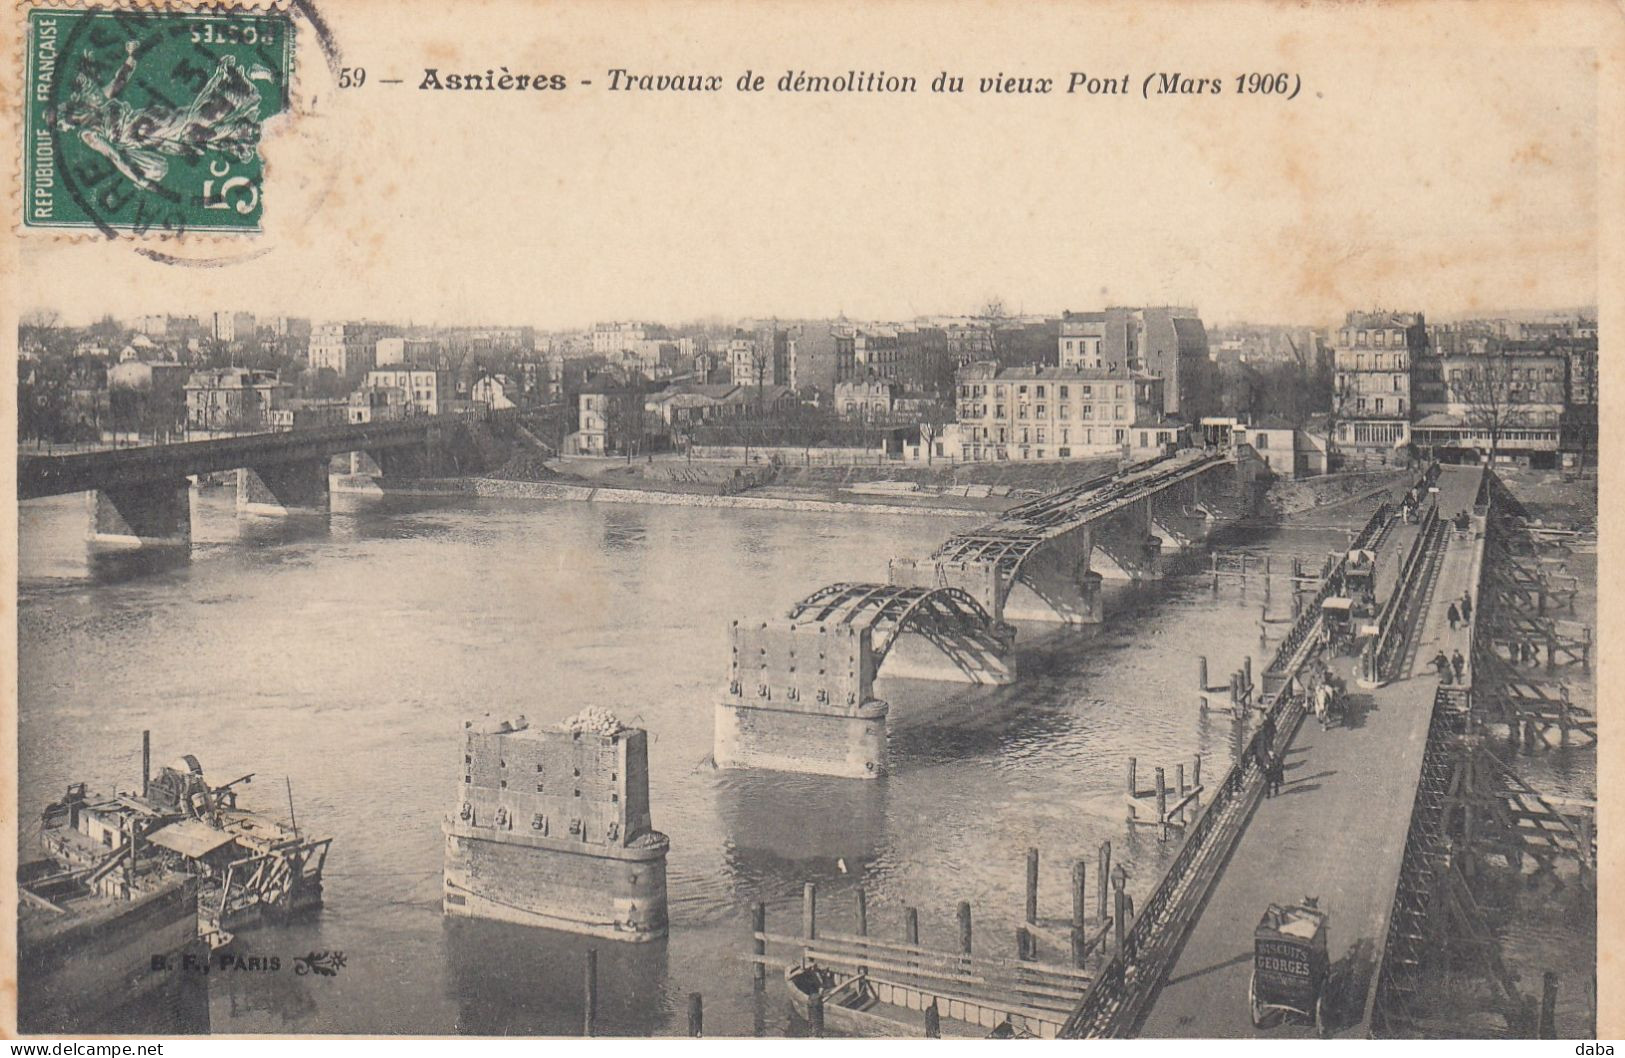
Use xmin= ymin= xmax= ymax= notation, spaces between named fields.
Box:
xmin=1447 ymin=590 xmax=1473 ymax=631
xmin=1432 ymin=590 xmax=1474 ymax=685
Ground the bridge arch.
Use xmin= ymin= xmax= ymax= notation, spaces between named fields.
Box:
xmin=786 ymin=582 xmax=1016 ymax=683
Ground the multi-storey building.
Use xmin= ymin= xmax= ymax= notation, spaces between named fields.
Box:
xmin=374 ymin=336 xmax=440 ymax=368
xmin=896 ymin=325 xmax=952 ymax=401
xmin=1056 ymin=307 xmax=1210 ymax=417
xmin=266 ymin=316 xmax=312 ymax=340
xmin=1058 ymin=312 xmax=1109 ymax=369
xmin=591 ymin=322 xmax=649 ymax=356
xmin=1411 ymin=345 xmax=1568 ymax=463
xmin=1330 ymin=310 xmax=1427 ymax=458
xmin=311 ymin=322 xmax=386 ymax=380
xmin=210 ymin=311 xmax=257 ymax=344
xmin=184 ymin=368 xmax=289 ymax=432
xmin=365 ymin=368 xmax=450 ymax=416
xmin=835 ymin=378 xmax=902 ymax=419
xmin=568 ymin=384 xmax=647 ymax=455
xmin=853 ymin=327 xmax=900 ymax=380
xmin=952 ymin=362 xmax=1165 ymax=462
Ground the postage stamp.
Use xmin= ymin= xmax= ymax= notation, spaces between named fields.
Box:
xmin=22 ymin=7 xmax=294 ymax=235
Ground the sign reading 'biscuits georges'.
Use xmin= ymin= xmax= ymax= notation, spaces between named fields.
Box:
xmin=24 ymin=8 xmax=294 ymax=234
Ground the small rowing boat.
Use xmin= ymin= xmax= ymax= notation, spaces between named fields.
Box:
xmin=786 ymin=962 xmax=1054 ymax=1038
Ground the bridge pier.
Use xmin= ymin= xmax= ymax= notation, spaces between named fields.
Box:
xmin=88 ymin=480 xmax=191 ymax=548
xmin=237 ymin=460 xmax=331 ymax=516
xmin=1004 ymin=552 xmax=1104 ymax=624
xmin=888 ymin=557 xmax=1006 ymax=621
xmin=716 ymin=621 xmax=889 ymax=779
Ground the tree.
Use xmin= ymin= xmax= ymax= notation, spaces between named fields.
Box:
xmin=1323 ymin=373 xmax=1357 ymax=470
xmin=980 ymin=298 xmax=1010 ymax=368
xmin=19 ymin=309 xmax=66 ymax=356
xmin=1456 ymin=353 xmax=1534 ymax=464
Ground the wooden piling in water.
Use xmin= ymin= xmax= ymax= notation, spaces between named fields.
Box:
xmin=1177 ymin=762 xmax=1187 ymax=797
xmin=583 ymin=949 xmax=598 ymax=1037
xmin=752 ymin=902 xmax=766 ymax=986
xmin=1072 ymin=859 xmax=1087 ymax=931
xmin=1198 ymin=655 xmax=1208 ymax=690
xmin=1098 ymin=842 xmax=1111 ymax=937
xmin=1193 ymin=755 xmax=1202 ymax=789
xmin=1113 ymin=886 xmax=1127 ymax=953
xmin=1126 ymin=756 xmax=1137 ymax=797
xmin=141 ymin=730 xmax=150 ymax=798
xmin=904 ymin=906 xmax=920 ymax=945
xmin=1025 ymin=847 xmax=1039 ymax=924
xmin=856 ymin=889 xmax=869 ymax=974
xmin=688 ymin=993 xmax=704 ymax=1037
xmin=957 ymin=901 xmax=973 ymax=954
xmin=1155 ymin=767 xmax=1168 ymax=839
xmin=1540 ymin=972 xmax=1558 ymax=1039
xmin=1210 ymin=551 xmax=1219 ymax=590
xmin=803 ymin=883 xmax=817 ymax=959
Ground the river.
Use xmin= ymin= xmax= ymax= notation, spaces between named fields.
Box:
xmin=15 ymin=487 xmax=1595 ymax=1035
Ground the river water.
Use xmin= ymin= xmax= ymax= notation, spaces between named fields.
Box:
xmin=15 ymin=488 xmax=1595 ymax=1036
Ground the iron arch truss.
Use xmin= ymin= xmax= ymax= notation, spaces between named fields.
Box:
xmin=786 ymin=582 xmax=1016 ymax=664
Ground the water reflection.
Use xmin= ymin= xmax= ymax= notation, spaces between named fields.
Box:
xmin=87 ymin=546 xmax=191 ymax=583
xmin=443 ymin=917 xmax=669 ymax=1036
xmin=217 ymin=938 xmax=320 ymax=1028
xmin=715 ymin=769 xmax=889 ymax=899
xmin=233 ymin=511 xmax=332 ymax=551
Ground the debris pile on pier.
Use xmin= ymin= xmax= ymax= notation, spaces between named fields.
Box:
xmin=555 ymin=706 xmax=626 ymax=736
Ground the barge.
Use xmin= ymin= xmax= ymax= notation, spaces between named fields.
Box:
xmin=35 ymin=733 xmax=331 ymax=947
xmin=18 ymin=857 xmax=208 ymax=1034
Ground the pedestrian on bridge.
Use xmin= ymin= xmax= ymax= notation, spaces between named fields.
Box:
xmin=1264 ymin=752 xmax=1285 ymax=798
xmin=1460 ymin=592 xmax=1473 ymax=623
xmin=1447 ymin=602 xmax=1461 ymax=631
xmin=1432 ymin=650 xmax=1453 ymax=684
xmin=1451 ymin=649 xmax=1465 ymax=683
xmin=1258 ymin=712 xmax=1277 ymax=757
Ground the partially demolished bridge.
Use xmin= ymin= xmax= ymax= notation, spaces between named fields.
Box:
xmin=784 ymin=583 xmax=1017 ymax=683
xmin=716 ymin=448 xmax=1264 ymax=778
xmin=892 ymin=449 xmax=1254 ymax=623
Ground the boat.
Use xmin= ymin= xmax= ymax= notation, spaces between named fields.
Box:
xmin=785 ymin=962 xmax=1058 ymax=1039
xmin=36 ymin=733 xmax=332 ymax=946
xmin=18 ymin=857 xmax=209 ymax=1033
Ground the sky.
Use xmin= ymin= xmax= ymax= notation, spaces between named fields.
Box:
xmin=14 ymin=1 xmax=1603 ymax=332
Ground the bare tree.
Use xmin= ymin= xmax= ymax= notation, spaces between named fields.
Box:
xmin=980 ymin=298 xmax=1009 ymax=368
xmin=19 ymin=308 xmax=63 ymax=352
xmin=1455 ymin=353 xmax=1534 ymax=463
xmin=1323 ymin=373 xmax=1357 ymax=469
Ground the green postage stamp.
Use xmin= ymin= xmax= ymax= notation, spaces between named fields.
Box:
xmin=23 ymin=7 xmax=294 ymax=234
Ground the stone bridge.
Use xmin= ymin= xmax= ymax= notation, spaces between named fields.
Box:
xmin=890 ymin=449 xmax=1261 ymax=623
xmin=18 ymin=412 xmax=506 ymax=548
